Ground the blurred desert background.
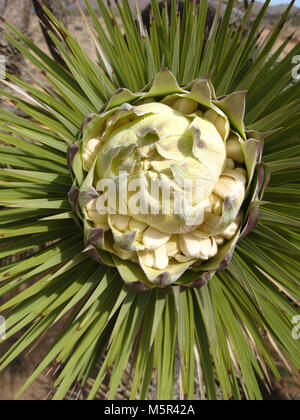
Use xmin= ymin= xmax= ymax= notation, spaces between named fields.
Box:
xmin=0 ymin=0 xmax=299 ymax=400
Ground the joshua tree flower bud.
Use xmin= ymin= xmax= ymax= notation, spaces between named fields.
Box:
xmin=74 ymin=70 xmax=260 ymax=288
xmin=154 ymin=245 xmax=169 ymax=269
xmin=82 ymin=150 xmax=94 ymax=171
xmin=213 ymin=173 xmax=245 ymax=201
xmin=171 ymin=97 xmax=199 ymax=114
xmin=235 ymin=167 xmax=247 ymax=178
xmin=86 ymin=138 xmax=101 ymax=154
xmin=222 ymin=221 xmax=240 ymax=240
xmin=224 ymin=158 xmax=235 ymax=170
xmin=179 ymin=234 xmax=218 ymax=260
xmin=214 ymin=235 xmax=225 ymax=246
xmin=140 ymin=249 xmax=155 ymax=267
xmin=203 ymin=109 xmax=230 ymax=140
xmin=143 ymin=227 xmax=171 ymax=249
xmin=226 ymin=136 xmax=245 ymax=163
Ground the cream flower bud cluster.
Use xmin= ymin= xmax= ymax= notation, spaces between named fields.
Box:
xmin=83 ymin=98 xmax=247 ymax=272
xmin=85 ymin=202 xmax=243 ymax=270
xmin=82 ymin=138 xmax=102 ymax=172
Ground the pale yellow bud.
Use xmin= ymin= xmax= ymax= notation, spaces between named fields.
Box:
xmin=82 ymin=151 xmax=94 ymax=170
xmin=86 ymin=138 xmax=101 ymax=154
xmin=214 ymin=235 xmax=225 ymax=246
xmin=226 ymin=137 xmax=245 ymax=163
xmin=204 ymin=109 xmax=229 ymax=140
xmin=224 ymin=158 xmax=235 ymax=170
xmin=222 ymin=169 xmax=247 ymax=185
xmin=140 ymin=250 xmax=155 ymax=267
xmin=179 ymin=234 xmax=216 ymax=260
xmin=222 ymin=221 xmax=239 ymax=240
xmin=235 ymin=167 xmax=247 ymax=179
xmin=172 ymin=98 xmax=198 ymax=114
xmin=143 ymin=227 xmax=171 ymax=249
xmin=213 ymin=176 xmax=245 ymax=200
xmin=204 ymin=108 xmax=217 ymax=122
xmin=154 ymin=245 xmax=169 ymax=270
xmin=222 ymin=213 xmax=243 ymax=240
xmin=209 ymin=238 xmax=218 ymax=258
xmin=215 ymin=115 xmax=230 ymax=140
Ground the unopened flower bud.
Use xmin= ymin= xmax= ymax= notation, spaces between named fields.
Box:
xmin=179 ymin=234 xmax=217 ymax=260
xmin=235 ymin=167 xmax=247 ymax=179
xmin=86 ymin=138 xmax=101 ymax=154
xmin=171 ymin=98 xmax=198 ymax=114
xmin=140 ymin=250 xmax=155 ymax=267
xmin=143 ymin=227 xmax=171 ymax=249
xmin=222 ymin=221 xmax=239 ymax=240
xmin=204 ymin=109 xmax=229 ymax=140
xmin=213 ymin=175 xmax=245 ymax=200
xmin=214 ymin=235 xmax=225 ymax=246
xmin=226 ymin=137 xmax=245 ymax=163
xmin=82 ymin=151 xmax=94 ymax=170
xmin=154 ymin=245 xmax=169 ymax=269
xmin=224 ymin=158 xmax=235 ymax=170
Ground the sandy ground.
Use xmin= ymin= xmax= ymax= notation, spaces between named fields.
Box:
xmin=0 ymin=14 xmax=299 ymax=401
xmin=0 ymin=332 xmax=57 ymax=400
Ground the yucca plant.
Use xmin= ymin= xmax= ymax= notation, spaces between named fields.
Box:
xmin=0 ymin=0 xmax=299 ymax=400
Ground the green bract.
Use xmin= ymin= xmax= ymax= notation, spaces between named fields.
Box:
xmin=69 ymin=70 xmax=263 ymax=289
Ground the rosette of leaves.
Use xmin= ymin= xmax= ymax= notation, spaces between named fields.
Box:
xmin=0 ymin=0 xmax=299 ymax=400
